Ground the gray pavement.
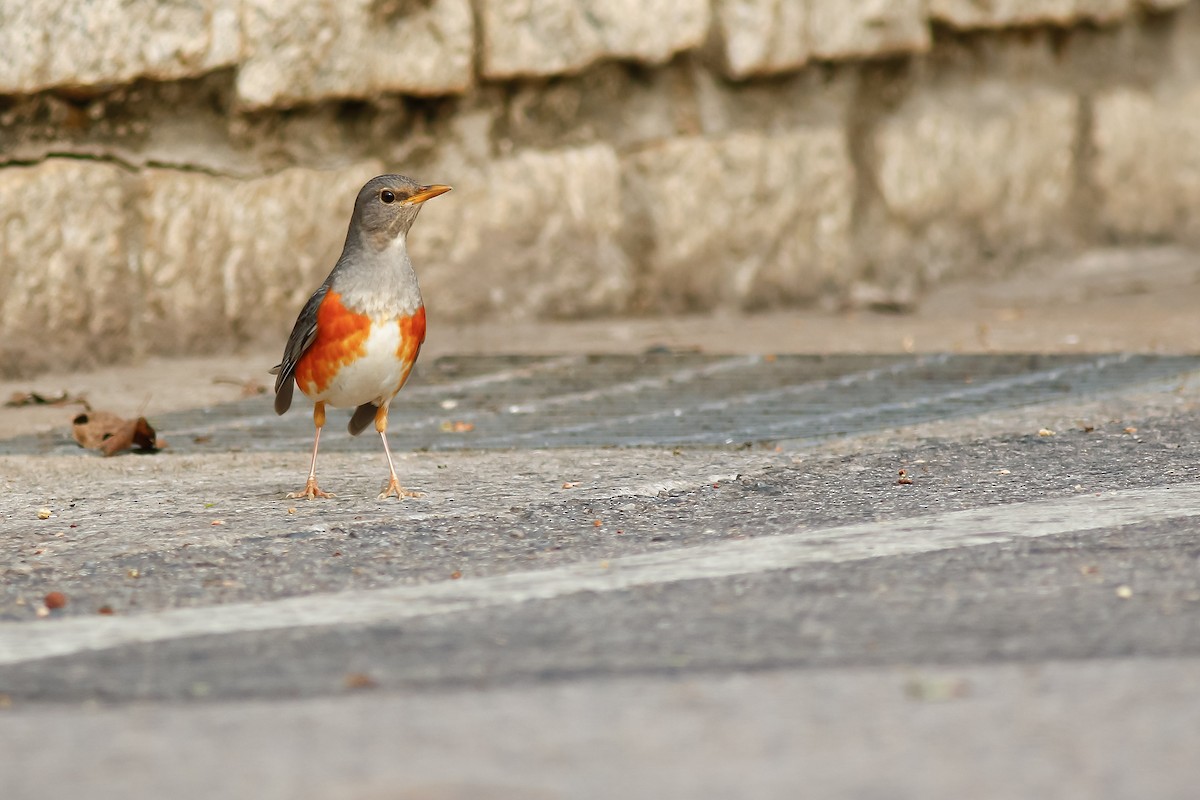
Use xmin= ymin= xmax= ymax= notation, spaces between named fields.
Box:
xmin=3 ymin=301 xmax=1200 ymax=798
xmin=6 ymin=659 xmax=1200 ymax=800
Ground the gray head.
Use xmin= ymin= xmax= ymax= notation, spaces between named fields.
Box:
xmin=349 ymin=174 xmax=451 ymax=251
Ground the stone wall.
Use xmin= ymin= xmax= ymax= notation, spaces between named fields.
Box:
xmin=1 ymin=0 xmax=1199 ymax=374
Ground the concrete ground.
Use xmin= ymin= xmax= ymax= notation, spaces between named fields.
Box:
xmin=2 ymin=246 xmax=1200 ymax=799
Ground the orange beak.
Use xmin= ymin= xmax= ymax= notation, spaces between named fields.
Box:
xmin=403 ymin=184 xmax=452 ymax=205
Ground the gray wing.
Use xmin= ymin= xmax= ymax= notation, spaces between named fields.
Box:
xmin=270 ymin=284 xmax=329 ymax=416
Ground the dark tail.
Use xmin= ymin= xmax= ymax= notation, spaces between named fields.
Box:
xmin=273 ymin=377 xmax=294 ymax=416
xmin=348 ymin=402 xmax=378 ymax=435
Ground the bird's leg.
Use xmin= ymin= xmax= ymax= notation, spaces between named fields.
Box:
xmin=376 ymin=403 xmax=423 ymax=500
xmin=288 ymin=402 xmax=334 ymax=499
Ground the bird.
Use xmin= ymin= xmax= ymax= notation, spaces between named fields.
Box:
xmin=270 ymin=174 xmax=450 ymax=500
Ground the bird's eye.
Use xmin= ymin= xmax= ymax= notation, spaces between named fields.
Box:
xmin=380 ymin=189 xmax=396 ymax=204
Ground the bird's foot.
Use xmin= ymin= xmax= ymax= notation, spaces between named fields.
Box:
xmin=287 ymin=478 xmax=334 ymax=500
xmin=378 ymin=477 xmax=423 ymax=500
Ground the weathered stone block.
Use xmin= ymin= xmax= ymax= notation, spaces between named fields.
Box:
xmin=690 ymin=61 xmax=857 ymax=139
xmin=712 ymin=0 xmax=810 ymax=79
xmin=928 ymin=0 xmax=1133 ymax=29
xmin=137 ymin=171 xmax=230 ymax=355
xmin=479 ymin=0 xmax=709 ymax=79
xmin=808 ymin=0 xmax=930 ymax=61
xmin=412 ymin=145 xmax=633 ymax=319
xmin=236 ymin=0 xmax=473 ymax=108
xmin=496 ymin=62 xmax=690 ymax=152
xmin=0 ymin=160 xmax=134 ymax=376
xmin=1093 ymin=83 xmax=1200 ymax=240
xmin=138 ymin=163 xmax=384 ymax=352
xmin=0 ymin=0 xmax=241 ymax=95
xmin=872 ymin=83 xmax=1078 ymax=280
xmin=624 ymin=129 xmax=855 ymax=311
xmin=713 ymin=0 xmax=928 ymax=79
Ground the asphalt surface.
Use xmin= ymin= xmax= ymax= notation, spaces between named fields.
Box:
xmin=3 ymin=342 xmax=1200 ymax=799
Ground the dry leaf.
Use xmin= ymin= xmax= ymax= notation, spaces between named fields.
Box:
xmin=72 ymin=411 xmax=159 ymax=456
xmin=439 ymin=420 xmax=475 ymax=433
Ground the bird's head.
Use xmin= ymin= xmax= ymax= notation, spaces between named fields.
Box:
xmin=352 ymin=174 xmax=451 ymax=248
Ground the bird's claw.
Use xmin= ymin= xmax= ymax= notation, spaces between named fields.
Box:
xmin=378 ymin=477 xmax=423 ymax=500
xmin=287 ymin=478 xmax=334 ymax=500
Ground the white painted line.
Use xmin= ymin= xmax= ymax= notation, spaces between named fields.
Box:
xmin=2 ymin=481 xmax=1199 ymax=666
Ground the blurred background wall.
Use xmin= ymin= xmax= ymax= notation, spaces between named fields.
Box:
xmin=0 ymin=0 xmax=1198 ymax=375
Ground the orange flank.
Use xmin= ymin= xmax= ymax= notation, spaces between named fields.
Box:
xmin=394 ymin=305 xmax=427 ymax=394
xmin=295 ymin=290 xmax=371 ymax=396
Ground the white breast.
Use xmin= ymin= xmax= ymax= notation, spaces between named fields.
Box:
xmin=307 ymin=319 xmax=412 ymax=409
